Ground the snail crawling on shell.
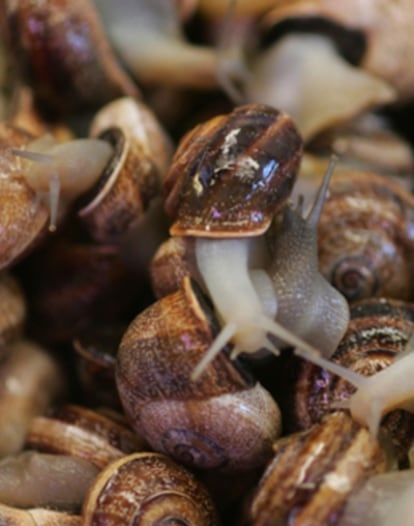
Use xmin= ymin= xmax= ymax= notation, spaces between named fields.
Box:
xmin=157 ymin=103 xmax=350 ymax=378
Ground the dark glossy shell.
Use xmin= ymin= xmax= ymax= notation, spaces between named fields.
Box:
xmin=318 ymin=171 xmax=414 ymax=302
xmin=82 ymin=452 xmax=220 ymax=526
xmin=116 ymin=277 xmax=281 ymax=472
xmin=292 ymin=298 xmax=414 ymax=461
xmin=1 ymin=0 xmax=138 ymax=113
xmin=247 ymin=411 xmax=388 ymax=526
xmin=164 ymin=104 xmax=303 ymax=237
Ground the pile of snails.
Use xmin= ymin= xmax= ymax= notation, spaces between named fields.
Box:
xmin=2 ymin=1 xmax=414 ymax=525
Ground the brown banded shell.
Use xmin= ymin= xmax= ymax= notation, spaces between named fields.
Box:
xmin=78 ymin=97 xmax=172 ymax=244
xmin=0 ymin=0 xmax=138 ymax=113
xmin=246 ymin=411 xmax=388 ymax=526
xmin=116 ymin=277 xmax=282 ymax=472
xmin=164 ymin=104 xmax=303 ymax=237
xmin=82 ymin=452 xmax=220 ymax=526
xmin=292 ymin=298 xmax=414 ymax=461
xmin=318 ymin=171 xmax=414 ymax=302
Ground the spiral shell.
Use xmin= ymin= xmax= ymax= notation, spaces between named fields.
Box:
xmin=82 ymin=452 xmax=220 ymax=525
xmin=318 ymin=170 xmax=414 ymax=302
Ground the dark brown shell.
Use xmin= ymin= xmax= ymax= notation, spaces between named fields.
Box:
xmin=318 ymin=171 xmax=414 ymax=302
xmin=247 ymin=411 xmax=388 ymax=526
xmin=1 ymin=0 xmax=138 ymax=114
xmin=78 ymin=97 xmax=172 ymax=244
xmin=116 ymin=277 xmax=282 ymax=472
xmin=164 ymin=104 xmax=303 ymax=237
xmin=292 ymin=298 xmax=414 ymax=462
xmin=82 ymin=452 xmax=220 ymax=526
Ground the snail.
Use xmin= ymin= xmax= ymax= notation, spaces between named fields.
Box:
xmin=246 ymin=411 xmax=389 ymax=526
xmin=293 ymin=299 xmax=414 ymax=440
xmin=262 ymin=0 xmax=414 ymax=103
xmin=316 ymin=170 xmax=414 ymax=302
xmin=0 ymin=0 xmax=138 ymax=114
xmin=161 ymin=104 xmax=349 ymax=378
xmin=82 ymin=452 xmax=220 ymax=525
xmin=93 ymin=0 xmax=242 ymax=91
xmin=10 ymin=132 xmax=114 ymax=232
xmin=78 ymin=96 xmax=173 ymax=245
xmin=116 ymin=277 xmax=282 ymax=473
xmin=244 ymin=32 xmax=396 ymax=142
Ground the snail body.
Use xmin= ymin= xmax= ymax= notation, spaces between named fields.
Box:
xmin=265 ymin=157 xmax=350 ymax=357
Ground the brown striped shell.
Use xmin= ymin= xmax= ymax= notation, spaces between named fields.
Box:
xmin=246 ymin=411 xmax=388 ymax=526
xmin=292 ymin=298 xmax=414 ymax=461
xmin=318 ymin=171 xmax=414 ymax=302
xmin=82 ymin=452 xmax=220 ymax=526
xmin=116 ymin=277 xmax=282 ymax=472
xmin=164 ymin=104 xmax=303 ymax=237
xmin=78 ymin=97 xmax=172 ymax=244
xmin=0 ymin=0 xmax=138 ymax=114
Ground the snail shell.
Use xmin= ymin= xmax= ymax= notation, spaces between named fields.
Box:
xmin=0 ymin=123 xmax=48 ymax=270
xmin=164 ymin=103 xmax=303 ymax=237
xmin=82 ymin=452 xmax=220 ymax=525
xmin=292 ymin=298 xmax=414 ymax=461
xmin=247 ymin=411 xmax=388 ymax=526
xmin=1 ymin=0 xmax=138 ymax=113
xmin=318 ymin=170 xmax=414 ymax=302
xmin=116 ymin=277 xmax=282 ymax=472
xmin=78 ymin=97 xmax=172 ymax=244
